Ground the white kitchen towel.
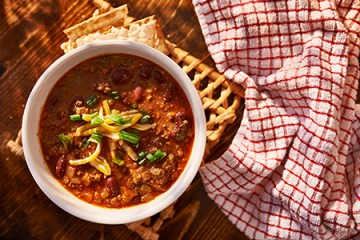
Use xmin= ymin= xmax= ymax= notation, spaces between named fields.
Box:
xmin=193 ymin=0 xmax=360 ymax=239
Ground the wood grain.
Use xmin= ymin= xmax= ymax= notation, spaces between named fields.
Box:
xmin=0 ymin=1 xmax=247 ymax=239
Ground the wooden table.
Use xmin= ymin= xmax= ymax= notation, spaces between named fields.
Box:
xmin=0 ymin=0 xmax=247 ymax=239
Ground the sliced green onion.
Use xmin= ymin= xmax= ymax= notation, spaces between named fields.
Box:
xmin=109 ymin=91 xmax=119 ymax=100
xmin=138 ymin=158 xmax=147 ymax=165
xmin=119 ymin=131 xmax=140 ymax=144
xmin=58 ymin=133 xmax=72 ymax=149
xmin=154 ymin=149 xmax=166 ymax=160
xmin=85 ymin=95 xmax=98 ymax=107
xmin=112 ymin=157 xmax=124 ymax=166
xmin=70 ymin=114 xmax=82 ymax=121
xmin=88 ymin=132 xmax=103 ymax=144
xmin=140 ymin=115 xmax=151 ymax=124
xmin=91 ymin=116 xmax=104 ymax=126
xmin=140 ymin=109 xmax=149 ymax=115
xmin=107 ymin=113 xmax=121 ymax=123
xmin=80 ymin=138 xmax=90 ymax=148
xmin=146 ymin=153 xmax=156 ymax=163
xmin=119 ymin=117 xmax=132 ymax=125
xmin=138 ymin=151 xmax=147 ymax=160
xmin=107 ymin=113 xmax=131 ymax=125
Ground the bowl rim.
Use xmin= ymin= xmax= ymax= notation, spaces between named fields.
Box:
xmin=22 ymin=40 xmax=206 ymax=224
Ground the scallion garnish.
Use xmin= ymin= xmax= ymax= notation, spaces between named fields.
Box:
xmin=120 ymin=117 xmax=132 ymax=125
xmin=146 ymin=153 xmax=156 ymax=163
xmin=80 ymin=138 xmax=90 ymax=148
xmin=140 ymin=109 xmax=149 ymax=115
xmin=88 ymin=132 xmax=103 ymax=144
xmin=91 ymin=116 xmax=104 ymax=126
xmin=138 ymin=151 xmax=147 ymax=160
xmin=119 ymin=131 xmax=140 ymax=144
xmin=58 ymin=133 xmax=72 ymax=149
xmin=154 ymin=149 xmax=166 ymax=160
xmin=107 ymin=113 xmax=131 ymax=125
xmin=112 ymin=157 xmax=124 ymax=166
xmin=85 ymin=95 xmax=98 ymax=107
xmin=70 ymin=114 xmax=82 ymax=121
xmin=138 ymin=158 xmax=147 ymax=165
xmin=109 ymin=91 xmax=119 ymax=100
xmin=140 ymin=115 xmax=151 ymax=124
xmin=107 ymin=113 xmax=121 ymax=123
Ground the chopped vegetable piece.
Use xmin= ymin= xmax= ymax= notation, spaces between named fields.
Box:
xmin=80 ymin=138 xmax=89 ymax=148
xmin=106 ymin=113 xmax=132 ymax=125
xmin=119 ymin=131 xmax=140 ymax=144
xmin=88 ymin=132 xmax=103 ymax=144
xmin=138 ymin=158 xmax=147 ymax=165
xmin=107 ymin=113 xmax=121 ymax=123
xmin=140 ymin=115 xmax=151 ymax=124
xmin=85 ymin=95 xmax=98 ymax=107
xmin=58 ymin=133 xmax=72 ymax=149
xmin=119 ymin=117 xmax=132 ymax=125
xmin=91 ymin=117 xmax=104 ymax=126
xmin=154 ymin=149 xmax=166 ymax=160
xmin=140 ymin=109 xmax=149 ymax=115
xmin=138 ymin=151 xmax=147 ymax=160
xmin=146 ymin=153 xmax=156 ymax=163
xmin=112 ymin=157 xmax=124 ymax=166
xmin=109 ymin=91 xmax=119 ymax=100
xmin=70 ymin=114 xmax=82 ymax=121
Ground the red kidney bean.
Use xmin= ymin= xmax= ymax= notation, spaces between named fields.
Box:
xmin=153 ymin=70 xmax=165 ymax=83
xmin=172 ymin=112 xmax=189 ymax=141
xmin=138 ymin=63 xmax=153 ymax=78
xmin=112 ymin=68 xmax=133 ymax=85
xmin=55 ymin=156 xmax=66 ymax=178
xmin=105 ymin=176 xmax=119 ymax=197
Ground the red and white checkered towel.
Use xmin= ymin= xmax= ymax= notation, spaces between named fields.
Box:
xmin=193 ymin=0 xmax=360 ymax=239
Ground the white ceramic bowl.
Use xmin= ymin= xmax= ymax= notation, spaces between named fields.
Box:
xmin=22 ymin=40 xmax=206 ymax=224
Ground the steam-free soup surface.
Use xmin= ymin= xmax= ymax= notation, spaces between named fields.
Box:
xmin=39 ymin=54 xmax=194 ymax=208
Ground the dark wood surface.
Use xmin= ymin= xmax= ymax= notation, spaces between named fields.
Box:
xmin=0 ymin=0 xmax=247 ymax=239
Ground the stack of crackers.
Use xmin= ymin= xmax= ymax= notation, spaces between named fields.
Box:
xmin=60 ymin=4 xmax=169 ymax=55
